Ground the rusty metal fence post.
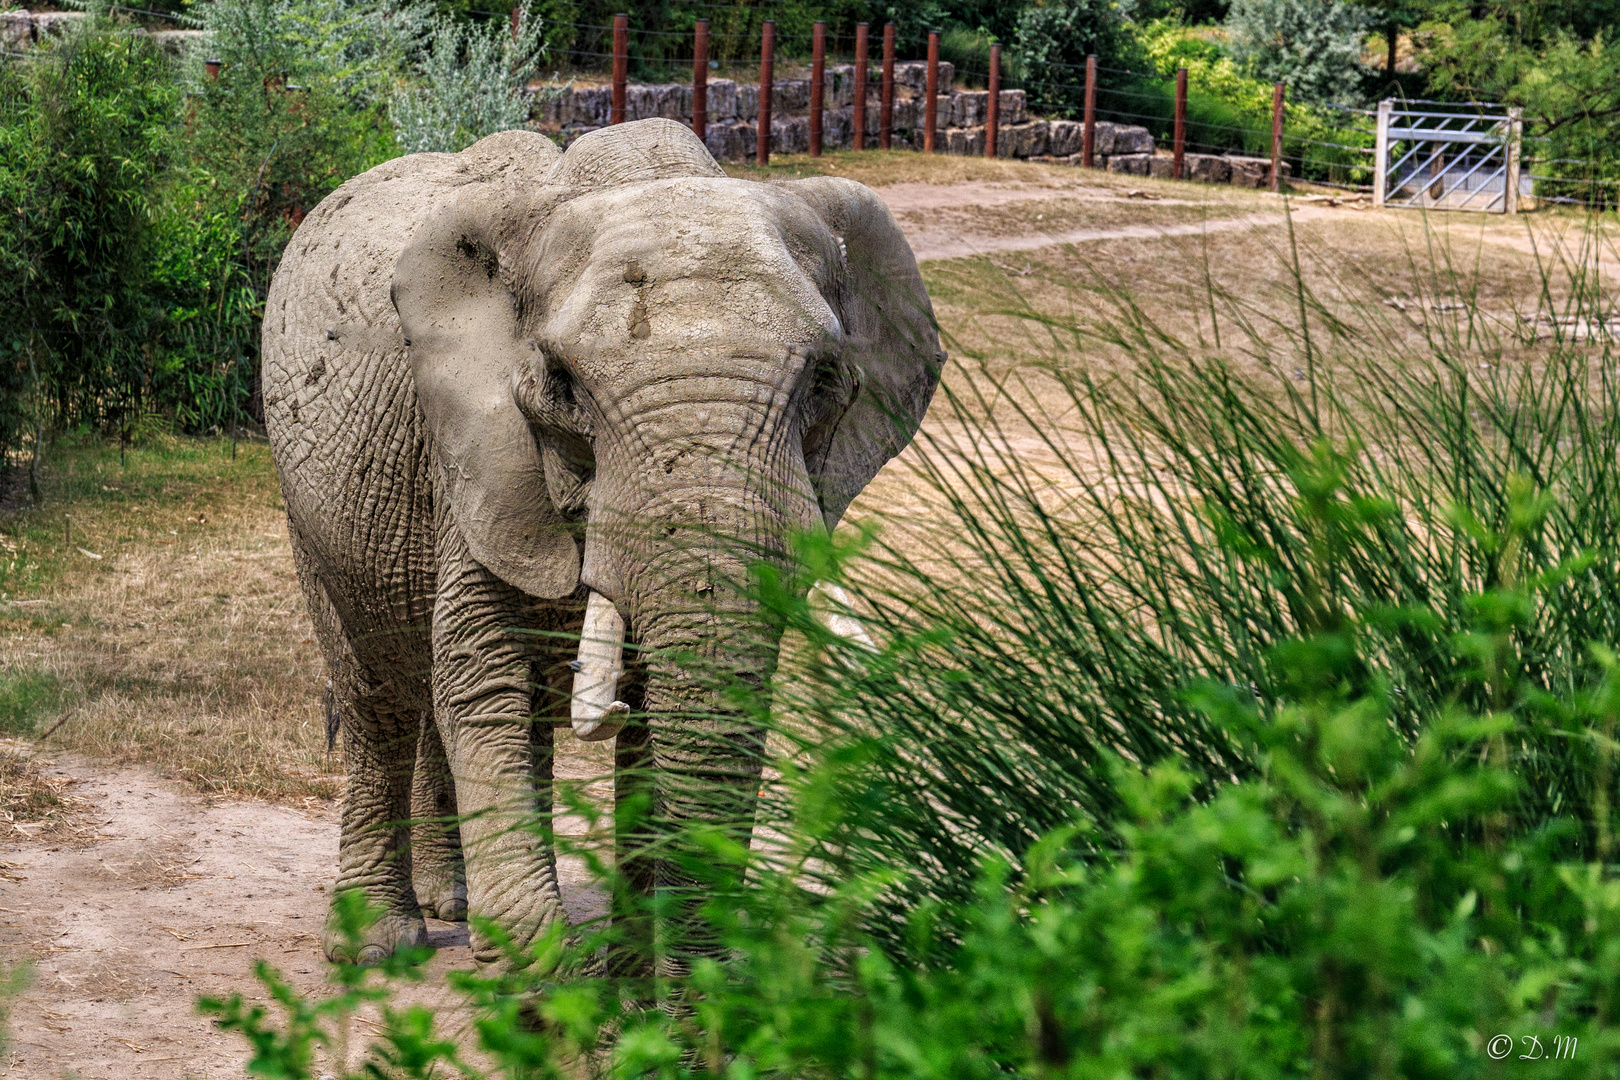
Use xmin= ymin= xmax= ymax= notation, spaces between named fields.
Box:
xmin=757 ymin=21 xmax=774 ymax=165
xmin=1082 ymin=54 xmax=1097 ymax=168
xmin=1172 ymin=67 xmax=1187 ymax=180
xmin=693 ymin=20 xmax=708 ymax=141
xmin=880 ymin=23 xmax=895 ymax=149
xmin=985 ymin=43 xmax=1000 ymax=158
xmin=1268 ymin=81 xmax=1285 ymax=192
xmin=610 ymin=13 xmax=628 ymax=125
xmin=924 ymin=30 xmax=939 ymax=153
xmin=810 ymin=22 xmax=825 ymax=157
xmin=853 ymin=22 xmax=868 ymax=151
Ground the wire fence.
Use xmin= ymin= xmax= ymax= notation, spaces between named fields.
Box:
xmin=6 ymin=4 xmax=1611 ymax=205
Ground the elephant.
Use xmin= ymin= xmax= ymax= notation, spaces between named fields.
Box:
xmin=263 ymin=118 xmax=942 ymax=966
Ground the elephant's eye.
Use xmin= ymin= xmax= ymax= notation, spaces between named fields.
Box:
xmin=801 ymin=354 xmax=861 ymax=461
xmin=515 ymin=355 xmax=593 ymax=442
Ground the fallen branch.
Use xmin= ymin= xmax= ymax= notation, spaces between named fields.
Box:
xmin=38 ymin=708 xmax=80 ymax=740
xmin=180 ymin=942 xmax=252 ymax=951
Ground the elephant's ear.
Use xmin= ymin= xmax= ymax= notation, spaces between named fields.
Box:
xmin=784 ymin=177 xmax=944 ymax=530
xmin=393 ymin=171 xmax=583 ymax=599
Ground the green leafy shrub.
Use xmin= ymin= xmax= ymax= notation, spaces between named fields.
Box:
xmin=1015 ymin=0 xmax=1144 ymax=117
xmin=0 ymin=21 xmax=175 ymax=447
xmin=206 ymin=466 xmax=1620 ymax=1077
xmin=1225 ymin=0 xmax=1374 ymax=104
xmin=181 ymin=0 xmax=409 ymax=288
xmin=1421 ymin=15 xmax=1620 ymax=207
xmin=0 ymin=0 xmax=428 ymax=471
xmin=391 ymin=1 xmax=547 ymax=154
xmin=1128 ymin=18 xmax=1375 ymax=182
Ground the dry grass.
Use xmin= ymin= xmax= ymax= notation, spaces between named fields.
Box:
xmin=0 ymin=740 xmax=94 ymax=845
xmin=918 ymin=201 xmax=1614 ymax=389
xmin=0 ymin=433 xmax=336 ymax=803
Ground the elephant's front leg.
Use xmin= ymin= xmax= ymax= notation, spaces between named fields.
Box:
xmin=433 ymin=516 xmax=566 ymax=966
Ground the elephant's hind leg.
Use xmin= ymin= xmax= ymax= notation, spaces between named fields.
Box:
xmin=290 ymin=519 xmax=430 ymax=963
xmin=327 ymin=671 xmax=430 ymax=963
xmin=412 ymin=715 xmax=467 ymax=922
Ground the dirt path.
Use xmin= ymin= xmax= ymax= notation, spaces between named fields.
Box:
xmin=2 ymin=756 xmax=347 ymax=1078
xmin=874 ymin=179 xmax=1339 ymax=261
xmin=1 ymin=741 xmax=610 ymax=1079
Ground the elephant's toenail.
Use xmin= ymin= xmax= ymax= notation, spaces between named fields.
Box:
xmin=438 ymin=898 xmax=467 ymax=922
xmin=357 ymin=945 xmax=388 ymax=966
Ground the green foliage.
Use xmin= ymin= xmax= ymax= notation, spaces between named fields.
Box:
xmin=1421 ymin=16 xmax=1620 ymax=206
xmin=1014 ymin=0 xmax=1144 ymax=117
xmin=198 ymin=889 xmax=459 ymax=1080
xmin=0 ymin=22 xmax=175 ymax=447
xmin=143 ymin=175 xmax=262 ymax=434
xmin=0 ymin=671 xmax=67 ymax=736
xmin=205 ymin=474 xmax=1620 ymax=1075
xmin=0 ymin=0 xmax=433 ymax=475
xmin=1226 ymin=0 xmax=1375 ymax=104
xmin=938 ymin=26 xmax=996 ymax=84
xmin=1127 ymin=18 xmax=1375 ymax=182
xmin=181 ymin=0 xmax=409 ymax=285
xmin=391 ymin=1 xmax=547 ymax=154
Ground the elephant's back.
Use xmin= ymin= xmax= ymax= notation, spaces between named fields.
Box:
xmin=264 ymin=131 xmax=562 ymax=648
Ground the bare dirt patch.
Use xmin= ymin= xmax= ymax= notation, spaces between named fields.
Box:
xmin=0 ymin=744 xmax=612 ymax=1079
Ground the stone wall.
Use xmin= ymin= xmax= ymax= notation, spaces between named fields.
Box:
xmin=0 ymin=19 xmax=1290 ymax=189
xmin=2 ymin=9 xmax=204 ymax=52
xmin=1 ymin=8 xmax=89 ymax=47
xmin=532 ymin=61 xmax=1148 ymax=165
xmin=1105 ymin=151 xmax=1291 ymax=187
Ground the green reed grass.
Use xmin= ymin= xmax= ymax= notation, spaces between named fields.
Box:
xmin=750 ymin=207 xmax=1620 ymax=952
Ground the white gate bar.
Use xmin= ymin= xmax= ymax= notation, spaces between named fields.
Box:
xmin=1373 ymin=99 xmax=1392 ymax=207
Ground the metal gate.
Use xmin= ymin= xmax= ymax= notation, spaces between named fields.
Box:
xmin=1373 ymin=100 xmax=1524 ymax=213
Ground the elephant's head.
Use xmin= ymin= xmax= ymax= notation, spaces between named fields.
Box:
xmin=393 ymin=120 xmax=941 ymax=738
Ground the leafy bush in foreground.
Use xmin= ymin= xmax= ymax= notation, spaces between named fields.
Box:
xmin=205 ymin=466 xmax=1620 ymax=1076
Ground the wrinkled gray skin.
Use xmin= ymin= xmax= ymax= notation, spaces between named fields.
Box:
xmin=263 ymin=119 xmax=941 ymax=965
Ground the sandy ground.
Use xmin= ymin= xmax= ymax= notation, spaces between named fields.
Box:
xmin=1 ymin=740 xmax=612 ymax=1080
xmin=873 ymin=178 xmax=1343 ymax=260
xmin=0 ymin=171 xmax=1596 ymax=1079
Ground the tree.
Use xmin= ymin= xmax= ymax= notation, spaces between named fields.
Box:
xmin=1422 ymin=16 xmax=1620 ymax=205
xmin=0 ymin=22 xmax=174 ymax=449
xmin=1226 ymin=0 xmax=1374 ymax=104
xmin=1015 ymin=0 xmax=1143 ymax=117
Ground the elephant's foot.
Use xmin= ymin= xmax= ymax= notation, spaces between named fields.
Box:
xmin=418 ymin=879 xmax=468 ymax=922
xmin=323 ymin=905 xmax=429 ymax=965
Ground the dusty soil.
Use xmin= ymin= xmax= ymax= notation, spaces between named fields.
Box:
xmin=0 ymin=163 xmax=1605 ymax=1079
xmin=0 ymin=738 xmax=612 ymax=1080
xmin=874 ymin=178 xmax=1328 ymax=260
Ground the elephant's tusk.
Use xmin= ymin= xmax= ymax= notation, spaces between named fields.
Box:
xmin=572 ymin=591 xmax=629 ymax=742
xmin=808 ymin=581 xmax=878 ymax=652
